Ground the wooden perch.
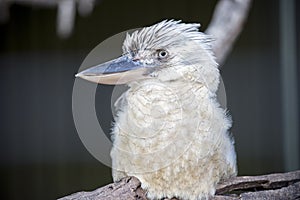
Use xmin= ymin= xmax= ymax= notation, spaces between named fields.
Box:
xmin=58 ymin=170 xmax=300 ymax=200
xmin=58 ymin=176 xmax=147 ymax=200
xmin=214 ymin=170 xmax=300 ymax=199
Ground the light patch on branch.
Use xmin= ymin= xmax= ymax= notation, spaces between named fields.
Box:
xmin=206 ymin=0 xmax=253 ymax=66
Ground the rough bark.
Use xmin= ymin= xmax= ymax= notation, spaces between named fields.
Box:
xmin=58 ymin=176 xmax=147 ymax=200
xmin=58 ymin=170 xmax=300 ymax=200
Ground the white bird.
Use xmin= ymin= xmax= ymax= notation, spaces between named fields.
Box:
xmin=76 ymin=20 xmax=237 ymax=200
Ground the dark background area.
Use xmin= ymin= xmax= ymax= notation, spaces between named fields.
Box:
xmin=0 ymin=0 xmax=299 ymax=199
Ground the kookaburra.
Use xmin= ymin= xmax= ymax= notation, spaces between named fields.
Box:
xmin=76 ymin=20 xmax=237 ymax=200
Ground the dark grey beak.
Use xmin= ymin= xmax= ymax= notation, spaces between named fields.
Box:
xmin=75 ymin=55 xmax=152 ymax=85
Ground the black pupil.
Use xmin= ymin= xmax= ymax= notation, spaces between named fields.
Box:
xmin=159 ymin=51 xmax=166 ymax=57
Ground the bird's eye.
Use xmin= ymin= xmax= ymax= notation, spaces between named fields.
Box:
xmin=157 ymin=49 xmax=168 ymax=59
xmin=130 ymin=50 xmax=136 ymax=58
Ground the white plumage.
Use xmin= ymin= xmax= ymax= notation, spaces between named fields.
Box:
xmin=77 ymin=20 xmax=237 ymax=200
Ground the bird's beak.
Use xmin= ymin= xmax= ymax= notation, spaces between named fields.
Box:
xmin=75 ymin=55 xmax=152 ymax=85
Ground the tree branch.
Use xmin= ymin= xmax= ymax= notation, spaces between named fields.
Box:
xmin=0 ymin=0 xmax=96 ymax=38
xmin=58 ymin=171 xmax=300 ymax=200
xmin=206 ymin=0 xmax=253 ymax=66
xmin=58 ymin=176 xmax=147 ymax=200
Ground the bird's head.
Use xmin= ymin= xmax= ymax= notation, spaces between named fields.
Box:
xmin=76 ymin=20 xmax=220 ymax=92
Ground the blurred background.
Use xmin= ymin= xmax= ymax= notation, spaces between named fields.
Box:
xmin=0 ymin=0 xmax=299 ymax=199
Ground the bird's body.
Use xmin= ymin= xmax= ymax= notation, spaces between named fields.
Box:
xmin=76 ymin=20 xmax=237 ymax=200
xmin=111 ymin=79 xmax=236 ymax=200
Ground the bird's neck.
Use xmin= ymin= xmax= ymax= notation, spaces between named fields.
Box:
xmin=111 ymin=78 xmax=225 ymax=161
xmin=120 ymin=79 xmax=217 ymax=138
